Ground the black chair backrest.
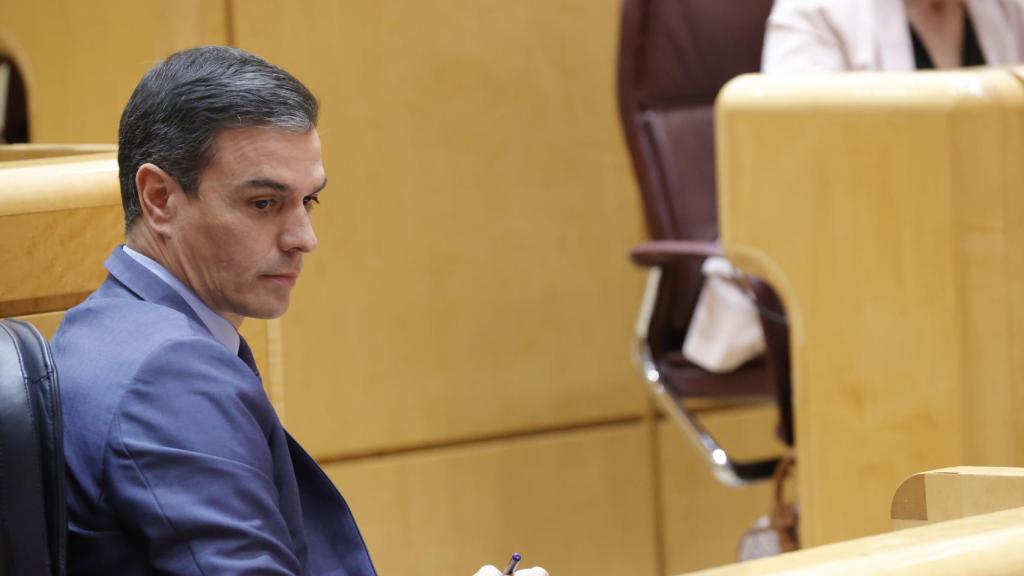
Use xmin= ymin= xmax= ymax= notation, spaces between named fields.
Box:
xmin=0 ymin=318 xmax=66 ymax=576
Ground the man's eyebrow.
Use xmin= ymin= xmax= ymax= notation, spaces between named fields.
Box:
xmin=243 ymin=178 xmax=289 ymax=192
xmin=241 ymin=177 xmax=328 ymax=193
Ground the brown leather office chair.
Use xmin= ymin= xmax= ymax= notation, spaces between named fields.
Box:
xmin=0 ymin=318 xmax=66 ymax=575
xmin=618 ymin=0 xmax=792 ymax=485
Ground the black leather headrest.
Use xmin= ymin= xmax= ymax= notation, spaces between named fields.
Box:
xmin=0 ymin=318 xmax=66 ymax=576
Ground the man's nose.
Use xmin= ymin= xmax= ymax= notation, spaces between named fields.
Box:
xmin=282 ymin=207 xmax=318 ymax=253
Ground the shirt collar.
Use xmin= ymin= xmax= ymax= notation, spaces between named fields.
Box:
xmin=121 ymin=245 xmax=241 ymax=355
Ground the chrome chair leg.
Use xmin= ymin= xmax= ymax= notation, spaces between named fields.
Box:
xmin=633 ymin=267 xmax=778 ymax=486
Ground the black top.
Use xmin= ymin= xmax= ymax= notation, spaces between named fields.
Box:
xmin=910 ymin=10 xmax=987 ymax=69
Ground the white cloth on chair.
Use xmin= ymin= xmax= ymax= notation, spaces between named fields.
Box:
xmin=683 ymin=256 xmax=766 ymax=373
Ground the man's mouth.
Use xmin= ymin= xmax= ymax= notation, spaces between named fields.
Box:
xmin=262 ymin=272 xmax=299 ymax=287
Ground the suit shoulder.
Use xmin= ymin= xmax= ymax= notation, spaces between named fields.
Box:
xmin=53 ymin=294 xmax=245 ymax=409
xmin=56 ymin=296 xmax=217 ymax=359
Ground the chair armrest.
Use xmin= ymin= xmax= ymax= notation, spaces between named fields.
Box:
xmin=629 ymin=240 xmax=723 ymax=267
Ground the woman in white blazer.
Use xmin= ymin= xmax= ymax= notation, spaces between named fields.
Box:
xmin=762 ymin=0 xmax=1024 ymax=72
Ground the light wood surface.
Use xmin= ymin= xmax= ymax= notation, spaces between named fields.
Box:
xmin=0 ymin=154 xmax=122 ymax=316
xmin=231 ymin=0 xmax=648 ymax=459
xmin=716 ymin=69 xmax=1024 ymax=546
xmin=0 ymin=153 xmax=119 ymax=215
xmin=688 ymin=505 xmax=1024 ymax=575
xmin=892 ymin=466 xmax=1024 ymax=530
xmin=0 ymin=144 xmax=116 ymax=162
xmin=326 ymin=421 xmax=658 ymax=576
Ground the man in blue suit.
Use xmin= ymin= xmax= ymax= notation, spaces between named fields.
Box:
xmin=53 ymin=45 xmax=549 ymax=576
xmin=52 ymin=46 xmax=376 ymax=575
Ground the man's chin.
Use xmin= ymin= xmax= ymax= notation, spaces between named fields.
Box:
xmin=249 ymin=307 xmax=289 ymax=320
xmin=236 ymin=300 xmax=291 ymax=321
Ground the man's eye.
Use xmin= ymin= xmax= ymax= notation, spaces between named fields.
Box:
xmin=253 ymin=199 xmax=274 ymax=211
xmin=303 ymin=195 xmax=320 ymax=209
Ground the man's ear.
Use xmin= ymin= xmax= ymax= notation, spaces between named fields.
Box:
xmin=135 ymin=163 xmax=182 ymax=235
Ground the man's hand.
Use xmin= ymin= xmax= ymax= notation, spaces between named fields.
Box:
xmin=473 ymin=564 xmax=549 ymax=576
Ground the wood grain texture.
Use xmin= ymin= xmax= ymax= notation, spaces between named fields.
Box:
xmin=716 ymin=69 xmax=1024 ymax=546
xmin=892 ymin=467 xmax=1024 ymax=530
xmin=0 ymin=208 xmax=122 ymax=303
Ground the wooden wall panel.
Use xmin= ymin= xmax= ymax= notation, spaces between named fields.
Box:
xmin=232 ymin=0 xmax=648 ymax=459
xmin=0 ymin=0 xmax=227 ymax=143
xmin=326 ymin=422 xmax=659 ymax=576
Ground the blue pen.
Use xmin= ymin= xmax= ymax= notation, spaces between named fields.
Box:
xmin=502 ymin=553 xmax=522 ymax=575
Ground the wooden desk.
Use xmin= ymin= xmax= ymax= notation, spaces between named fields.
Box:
xmin=690 ymin=505 xmax=1024 ymax=575
xmin=686 ymin=467 xmax=1024 ymax=575
xmin=892 ymin=466 xmax=1024 ymax=530
xmin=716 ymin=69 xmax=1024 ymax=546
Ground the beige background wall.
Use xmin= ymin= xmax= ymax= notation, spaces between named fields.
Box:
xmin=233 ymin=0 xmax=646 ymax=455
xmin=0 ymin=0 xmax=226 ymax=143
xmin=0 ymin=2 xmax=785 ymax=574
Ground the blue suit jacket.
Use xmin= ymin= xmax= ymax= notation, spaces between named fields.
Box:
xmin=52 ymin=247 xmax=376 ymax=575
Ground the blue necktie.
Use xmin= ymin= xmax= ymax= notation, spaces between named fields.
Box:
xmin=237 ymin=336 xmax=260 ymax=378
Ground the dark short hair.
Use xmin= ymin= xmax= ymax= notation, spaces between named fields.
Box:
xmin=118 ymin=45 xmax=318 ymax=229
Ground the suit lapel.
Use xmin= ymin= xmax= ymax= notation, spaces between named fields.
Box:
xmin=285 ymin=432 xmax=377 ymax=575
